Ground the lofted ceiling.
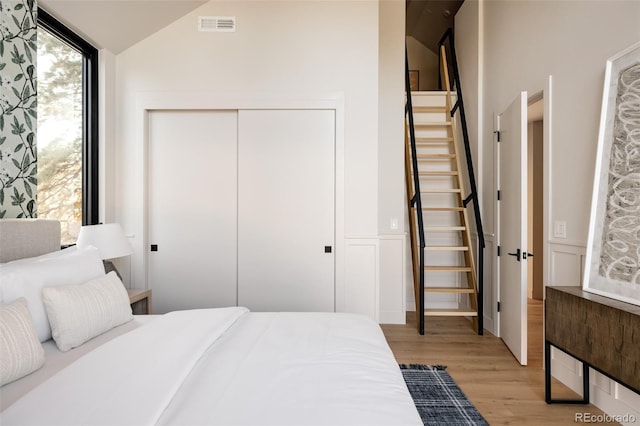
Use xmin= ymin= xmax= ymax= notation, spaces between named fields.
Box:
xmin=406 ymin=0 xmax=464 ymax=54
xmin=40 ymin=0 xmax=464 ymax=56
xmin=39 ymin=0 xmax=208 ymax=54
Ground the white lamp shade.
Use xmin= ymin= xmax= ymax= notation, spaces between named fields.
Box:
xmin=77 ymin=223 xmax=132 ymax=260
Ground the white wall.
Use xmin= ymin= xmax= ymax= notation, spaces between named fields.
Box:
xmin=99 ymin=49 xmax=135 ymax=279
xmin=378 ymin=0 xmax=405 ymax=237
xmin=98 ymin=50 xmax=116 ymax=224
xmin=454 ymin=0 xmax=493 ymax=330
xmin=109 ymin=0 xmax=408 ymax=322
xmin=455 ymin=0 xmax=640 ymax=325
xmin=378 ymin=0 xmax=407 ymax=323
xmin=481 ymin=0 xmax=640 ymax=243
xmin=456 ymin=0 xmax=640 ymax=421
xmin=406 ymin=36 xmax=439 ymax=90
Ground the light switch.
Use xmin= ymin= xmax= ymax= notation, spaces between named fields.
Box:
xmin=390 ymin=218 xmax=399 ymax=230
xmin=554 ymin=221 xmax=566 ymax=238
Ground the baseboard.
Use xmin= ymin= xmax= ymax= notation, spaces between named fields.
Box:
xmin=551 ymin=351 xmax=640 ymax=426
xmin=590 ymin=373 xmax=640 ymax=426
xmin=379 ymin=311 xmax=406 ymax=324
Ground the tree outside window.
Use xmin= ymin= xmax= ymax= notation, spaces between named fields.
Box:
xmin=37 ymin=26 xmax=82 ymax=244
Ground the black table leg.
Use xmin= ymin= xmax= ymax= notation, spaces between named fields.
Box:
xmin=545 ymin=340 xmax=589 ymax=404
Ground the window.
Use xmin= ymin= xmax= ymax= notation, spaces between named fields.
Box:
xmin=37 ymin=8 xmax=98 ymax=244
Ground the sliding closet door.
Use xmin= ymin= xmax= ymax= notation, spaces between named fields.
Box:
xmin=238 ymin=110 xmax=335 ymax=312
xmin=148 ymin=110 xmax=238 ymax=313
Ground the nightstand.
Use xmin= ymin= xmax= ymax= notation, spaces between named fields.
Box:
xmin=127 ymin=289 xmax=152 ymax=315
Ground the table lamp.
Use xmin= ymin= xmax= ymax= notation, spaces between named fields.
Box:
xmin=77 ymin=223 xmax=132 ymax=278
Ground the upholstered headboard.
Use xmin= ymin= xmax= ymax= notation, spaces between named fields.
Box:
xmin=0 ymin=219 xmax=61 ymax=263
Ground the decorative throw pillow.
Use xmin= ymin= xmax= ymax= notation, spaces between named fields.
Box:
xmin=0 ymin=298 xmax=45 ymax=386
xmin=42 ymin=272 xmax=133 ymax=352
xmin=0 ymin=245 xmax=105 ymax=342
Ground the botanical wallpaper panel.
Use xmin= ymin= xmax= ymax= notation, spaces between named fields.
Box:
xmin=0 ymin=0 xmax=37 ymax=218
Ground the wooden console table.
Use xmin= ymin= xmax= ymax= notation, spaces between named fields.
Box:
xmin=545 ymin=286 xmax=640 ymax=404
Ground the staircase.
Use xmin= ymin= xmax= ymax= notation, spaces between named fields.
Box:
xmin=405 ymin=30 xmax=485 ymax=335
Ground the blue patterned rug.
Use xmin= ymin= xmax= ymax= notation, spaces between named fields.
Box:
xmin=400 ymin=364 xmax=489 ymax=426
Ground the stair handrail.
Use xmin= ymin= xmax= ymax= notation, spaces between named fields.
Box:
xmin=404 ymin=45 xmax=426 ymax=335
xmin=438 ymin=28 xmax=486 ymax=335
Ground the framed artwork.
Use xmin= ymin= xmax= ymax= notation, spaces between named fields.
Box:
xmin=409 ymin=70 xmax=419 ymax=92
xmin=583 ymin=41 xmax=640 ymax=306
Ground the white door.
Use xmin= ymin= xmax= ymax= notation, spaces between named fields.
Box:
xmin=148 ymin=110 xmax=238 ymax=313
xmin=237 ymin=109 xmax=335 ymax=312
xmin=499 ymin=92 xmax=528 ymax=365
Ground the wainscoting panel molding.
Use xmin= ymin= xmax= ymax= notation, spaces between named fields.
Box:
xmin=344 ymin=239 xmax=379 ymax=321
xmin=549 ymin=240 xmax=586 ymax=286
xmin=379 ymin=235 xmax=407 ymax=324
xmin=482 ymin=234 xmax=496 ymax=334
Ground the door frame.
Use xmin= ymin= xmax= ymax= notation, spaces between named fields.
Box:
xmin=494 ymin=76 xmax=553 ymax=341
xmin=135 ymin=91 xmax=345 ymax=310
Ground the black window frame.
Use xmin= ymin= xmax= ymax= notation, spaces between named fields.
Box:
xmin=37 ymin=8 xmax=99 ymax=225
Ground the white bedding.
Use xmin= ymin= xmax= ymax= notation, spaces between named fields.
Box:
xmin=0 ymin=315 xmax=155 ymax=410
xmin=1 ymin=308 xmax=422 ymax=426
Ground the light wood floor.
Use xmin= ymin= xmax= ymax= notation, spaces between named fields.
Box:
xmin=382 ymin=300 xmax=618 ymax=425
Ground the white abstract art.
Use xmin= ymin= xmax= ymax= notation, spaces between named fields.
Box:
xmin=584 ymin=41 xmax=640 ymax=306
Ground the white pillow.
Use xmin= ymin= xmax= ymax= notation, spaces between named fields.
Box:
xmin=0 ymin=246 xmax=105 ymax=342
xmin=0 ymin=297 xmax=45 ymax=386
xmin=0 ymin=247 xmax=75 ymax=303
xmin=2 ymin=245 xmax=74 ymax=267
xmin=42 ymin=272 xmax=133 ymax=352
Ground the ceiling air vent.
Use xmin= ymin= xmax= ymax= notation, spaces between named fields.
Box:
xmin=198 ymin=16 xmax=236 ymax=32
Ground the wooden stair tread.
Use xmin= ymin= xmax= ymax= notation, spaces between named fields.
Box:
xmin=424 ymin=308 xmax=478 ymax=317
xmin=412 ymin=106 xmax=448 ymax=113
xmin=418 ymin=171 xmax=459 ymax=176
xmin=424 ymin=266 xmax=472 ymax=272
xmin=422 ymin=207 xmax=464 ymax=212
xmin=424 ymin=226 xmax=466 ymax=231
xmin=421 ymin=189 xmax=461 ymax=193
xmin=416 ymin=154 xmax=456 ymax=159
xmin=415 ymin=137 xmax=454 ymax=143
xmin=408 ymin=90 xmax=448 ymax=96
xmin=425 ymin=287 xmax=475 ymax=294
xmin=424 ymin=246 xmax=469 ymax=251
xmin=414 ymin=122 xmax=452 ymax=128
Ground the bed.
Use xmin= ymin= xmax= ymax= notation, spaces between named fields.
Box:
xmin=0 ymin=219 xmax=422 ymax=425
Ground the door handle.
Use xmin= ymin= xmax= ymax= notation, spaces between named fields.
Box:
xmin=507 ymin=248 xmax=521 ymax=261
xmin=523 ymin=252 xmax=534 ymax=260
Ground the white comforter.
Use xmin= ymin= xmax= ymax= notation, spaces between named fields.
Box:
xmin=2 ymin=308 xmax=422 ymax=426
